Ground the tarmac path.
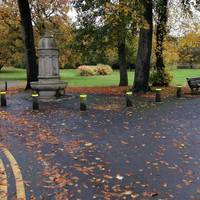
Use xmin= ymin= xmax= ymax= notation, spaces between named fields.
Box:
xmin=0 ymin=92 xmax=200 ymax=199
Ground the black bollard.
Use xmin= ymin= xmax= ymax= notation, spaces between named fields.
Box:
xmin=176 ymin=85 xmax=182 ymax=98
xmin=32 ymin=93 xmax=39 ymax=110
xmin=126 ymin=91 xmax=133 ymax=107
xmin=80 ymin=94 xmax=87 ymax=111
xmin=0 ymin=91 xmax=7 ymax=107
xmin=155 ymin=88 xmax=162 ymax=102
xmin=5 ymin=81 xmax=7 ymax=91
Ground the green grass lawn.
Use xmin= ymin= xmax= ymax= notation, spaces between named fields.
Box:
xmin=1 ymin=67 xmax=200 ymax=87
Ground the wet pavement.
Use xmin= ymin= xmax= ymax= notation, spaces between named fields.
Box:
xmin=0 ymin=81 xmax=25 ymax=90
xmin=0 ymin=91 xmax=200 ymax=199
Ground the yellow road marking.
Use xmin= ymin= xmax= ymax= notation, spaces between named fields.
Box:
xmin=1 ymin=148 xmax=26 ymax=200
xmin=0 ymin=158 xmax=7 ymax=200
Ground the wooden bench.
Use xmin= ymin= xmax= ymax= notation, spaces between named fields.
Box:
xmin=187 ymin=77 xmax=200 ymax=92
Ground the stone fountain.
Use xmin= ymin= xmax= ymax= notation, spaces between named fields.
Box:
xmin=31 ymin=34 xmax=67 ymax=100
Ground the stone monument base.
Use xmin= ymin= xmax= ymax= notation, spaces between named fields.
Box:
xmin=31 ymin=76 xmax=67 ymax=100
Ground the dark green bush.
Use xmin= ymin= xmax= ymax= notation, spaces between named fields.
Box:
xmin=13 ymin=63 xmax=26 ymax=69
xmin=63 ymin=63 xmax=77 ymax=69
xmin=150 ymin=69 xmax=173 ymax=86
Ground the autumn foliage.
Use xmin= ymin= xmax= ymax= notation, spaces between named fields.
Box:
xmin=77 ymin=64 xmax=113 ymax=76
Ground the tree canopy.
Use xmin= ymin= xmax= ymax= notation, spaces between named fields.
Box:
xmin=0 ymin=0 xmax=199 ymax=91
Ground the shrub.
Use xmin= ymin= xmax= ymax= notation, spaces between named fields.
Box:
xmin=76 ymin=65 xmax=97 ymax=76
xmin=112 ymin=63 xmax=135 ymax=70
xmin=63 ymin=63 xmax=77 ymax=69
xmin=150 ymin=69 xmax=173 ymax=86
xmin=13 ymin=63 xmax=26 ymax=69
xmin=96 ymin=64 xmax=113 ymax=75
xmin=77 ymin=64 xmax=113 ymax=76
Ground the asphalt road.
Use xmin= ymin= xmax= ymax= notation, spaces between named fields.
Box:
xmin=0 ymin=92 xmax=200 ymax=199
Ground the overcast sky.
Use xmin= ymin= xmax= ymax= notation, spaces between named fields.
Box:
xmin=68 ymin=3 xmax=200 ymax=37
xmin=168 ymin=1 xmax=200 ymax=36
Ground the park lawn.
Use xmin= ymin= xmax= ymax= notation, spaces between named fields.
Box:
xmin=0 ymin=68 xmax=26 ymax=81
xmin=1 ymin=67 xmax=200 ymax=87
xmin=60 ymin=70 xmax=134 ymax=87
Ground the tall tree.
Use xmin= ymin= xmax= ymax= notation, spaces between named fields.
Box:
xmin=29 ymin=0 xmax=72 ymax=68
xmin=133 ymin=0 xmax=153 ymax=92
xmin=72 ymin=0 xmax=137 ymax=86
xmin=149 ymin=0 xmax=171 ymax=87
xmin=155 ymin=0 xmax=168 ymax=72
xmin=0 ymin=1 xmax=23 ymax=70
xmin=152 ymin=0 xmax=199 ymax=86
xmin=118 ymin=0 xmax=128 ymax=86
xmin=17 ymin=0 xmax=38 ymax=89
xmin=30 ymin=0 xmax=69 ymax=35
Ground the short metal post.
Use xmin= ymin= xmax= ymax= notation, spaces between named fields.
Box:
xmin=5 ymin=81 xmax=7 ymax=91
xmin=155 ymin=88 xmax=162 ymax=102
xmin=126 ymin=91 xmax=133 ymax=107
xmin=80 ymin=94 xmax=87 ymax=111
xmin=176 ymin=85 xmax=182 ymax=98
xmin=0 ymin=91 xmax=7 ymax=107
xmin=32 ymin=93 xmax=39 ymax=110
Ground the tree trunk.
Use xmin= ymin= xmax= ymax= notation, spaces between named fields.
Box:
xmin=133 ymin=0 xmax=153 ymax=92
xmin=155 ymin=0 xmax=168 ymax=72
xmin=118 ymin=37 xmax=128 ymax=86
xmin=118 ymin=0 xmax=128 ymax=87
xmin=17 ymin=0 xmax=38 ymax=89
